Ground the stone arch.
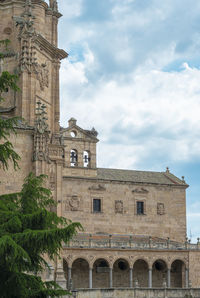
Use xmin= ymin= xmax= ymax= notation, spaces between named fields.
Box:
xmin=83 ymin=150 xmax=91 ymax=167
xmin=71 ymin=256 xmax=90 ymax=267
xmin=72 ymin=257 xmax=90 ymax=289
xmin=91 ymin=256 xmax=111 ymax=269
xmin=150 ymin=257 xmax=170 ymax=269
xmin=70 ymin=149 xmax=78 ymax=167
xmin=133 ymin=257 xmax=150 ymax=269
xmin=113 ymin=256 xmax=131 ymax=269
xmin=113 ymin=258 xmax=130 ymax=288
xmin=133 ymin=258 xmax=149 ymax=287
xmin=152 ymin=259 xmax=168 ymax=287
xmin=169 ymin=258 xmax=187 ymax=269
xmin=92 ymin=258 xmax=110 ymax=289
xmin=170 ymin=259 xmax=186 ymax=288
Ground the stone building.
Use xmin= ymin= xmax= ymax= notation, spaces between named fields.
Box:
xmin=0 ymin=0 xmax=200 ymax=296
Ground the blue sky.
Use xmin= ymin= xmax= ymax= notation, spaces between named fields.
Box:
xmin=56 ymin=0 xmax=200 ymax=242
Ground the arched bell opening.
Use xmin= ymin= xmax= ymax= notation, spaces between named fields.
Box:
xmin=72 ymin=258 xmax=89 ymax=289
xmin=93 ymin=258 xmax=109 ymax=288
xmin=171 ymin=260 xmax=186 ymax=288
xmin=152 ymin=259 xmax=167 ymax=287
xmin=113 ymin=258 xmax=130 ymax=288
xmin=133 ymin=259 xmax=149 ymax=287
xmin=70 ymin=149 xmax=78 ymax=167
xmin=83 ymin=150 xmax=90 ymax=168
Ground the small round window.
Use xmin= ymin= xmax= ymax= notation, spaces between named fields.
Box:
xmin=70 ymin=131 xmax=77 ymax=138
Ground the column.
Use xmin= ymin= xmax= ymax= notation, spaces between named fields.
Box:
xmin=167 ymin=268 xmax=171 ymax=288
xmin=109 ymin=267 xmax=113 ymax=288
xmin=129 ymin=268 xmax=133 ymax=288
xmin=185 ymin=268 xmax=189 ymax=288
xmin=148 ymin=268 xmax=152 ymax=288
xmin=89 ymin=268 xmax=93 ymax=289
xmin=68 ymin=267 xmax=72 ymax=289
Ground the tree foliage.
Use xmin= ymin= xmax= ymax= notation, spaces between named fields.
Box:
xmin=0 ymin=173 xmax=82 ymax=297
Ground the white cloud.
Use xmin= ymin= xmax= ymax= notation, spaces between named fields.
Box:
xmin=59 ymin=0 xmax=83 ymax=19
xmin=60 ymin=59 xmax=200 ymax=168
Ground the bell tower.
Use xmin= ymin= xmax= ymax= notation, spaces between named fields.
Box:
xmin=0 ymin=0 xmax=67 ymax=133
xmin=61 ymin=118 xmax=99 ymax=178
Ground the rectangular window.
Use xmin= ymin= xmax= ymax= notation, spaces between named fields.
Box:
xmin=137 ymin=201 xmax=144 ymax=215
xmin=93 ymin=198 xmax=101 ymax=213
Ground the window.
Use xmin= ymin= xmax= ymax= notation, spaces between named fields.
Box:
xmin=137 ymin=201 xmax=144 ymax=215
xmin=93 ymin=198 xmax=101 ymax=213
xmin=70 ymin=149 xmax=78 ymax=167
xmin=83 ymin=150 xmax=90 ymax=167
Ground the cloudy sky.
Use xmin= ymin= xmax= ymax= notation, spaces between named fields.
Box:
xmin=56 ymin=0 xmax=200 ymax=241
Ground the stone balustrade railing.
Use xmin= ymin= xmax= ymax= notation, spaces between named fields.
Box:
xmin=63 ymin=234 xmax=200 ymax=251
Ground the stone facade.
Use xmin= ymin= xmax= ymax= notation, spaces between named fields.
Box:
xmin=0 ymin=1 xmax=200 ymax=296
xmin=65 ymin=288 xmax=200 ymax=298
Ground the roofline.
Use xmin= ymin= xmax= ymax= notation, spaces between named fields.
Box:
xmin=63 ymin=175 xmax=189 ymax=188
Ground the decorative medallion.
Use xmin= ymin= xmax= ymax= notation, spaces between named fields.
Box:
xmin=69 ymin=196 xmax=80 ymax=211
xmin=157 ymin=203 xmax=165 ymax=215
xmin=115 ymin=200 xmax=123 ymax=214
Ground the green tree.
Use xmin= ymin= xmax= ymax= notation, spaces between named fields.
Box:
xmin=0 ymin=173 xmax=81 ymax=297
xmin=0 ymin=41 xmax=82 ymax=297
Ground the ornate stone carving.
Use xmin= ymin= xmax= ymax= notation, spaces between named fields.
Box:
xmin=49 ymin=164 xmax=56 ymax=190
xmin=35 ymin=101 xmax=49 ymax=133
xmin=33 ymin=101 xmax=51 ymax=163
xmin=115 ymin=200 xmax=123 ymax=214
xmin=132 ymin=187 xmax=149 ymax=194
xmin=14 ymin=0 xmax=35 ymax=36
xmin=157 ymin=203 xmax=165 ymax=215
xmin=32 ymin=133 xmax=50 ymax=163
xmin=35 ymin=63 xmax=49 ymax=90
xmin=49 ymin=0 xmax=58 ymax=12
xmin=88 ymin=184 xmax=106 ymax=191
xmin=14 ymin=0 xmax=38 ymax=73
xmin=51 ymin=134 xmax=62 ymax=145
xmin=69 ymin=196 xmax=80 ymax=211
xmin=49 ymin=147 xmax=64 ymax=159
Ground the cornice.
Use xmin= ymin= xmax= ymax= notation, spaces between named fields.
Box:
xmin=34 ymin=33 xmax=68 ymax=60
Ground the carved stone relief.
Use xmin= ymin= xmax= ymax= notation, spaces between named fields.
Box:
xmin=49 ymin=164 xmax=56 ymax=191
xmin=32 ymin=101 xmax=51 ymax=163
xmin=69 ymin=196 xmax=80 ymax=211
xmin=35 ymin=63 xmax=49 ymax=90
xmin=14 ymin=0 xmax=37 ymax=73
xmin=88 ymin=184 xmax=106 ymax=191
xmin=115 ymin=200 xmax=123 ymax=214
xmin=132 ymin=187 xmax=149 ymax=194
xmin=157 ymin=203 xmax=165 ymax=215
xmin=49 ymin=147 xmax=64 ymax=159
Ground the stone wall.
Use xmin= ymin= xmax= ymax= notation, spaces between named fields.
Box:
xmin=0 ymin=131 xmax=34 ymax=194
xmin=62 ymin=178 xmax=186 ymax=242
xmin=65 ymin=288 xmax=200 ymax=298
xmin=189 ymin=251 xmax=200 ymax=288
